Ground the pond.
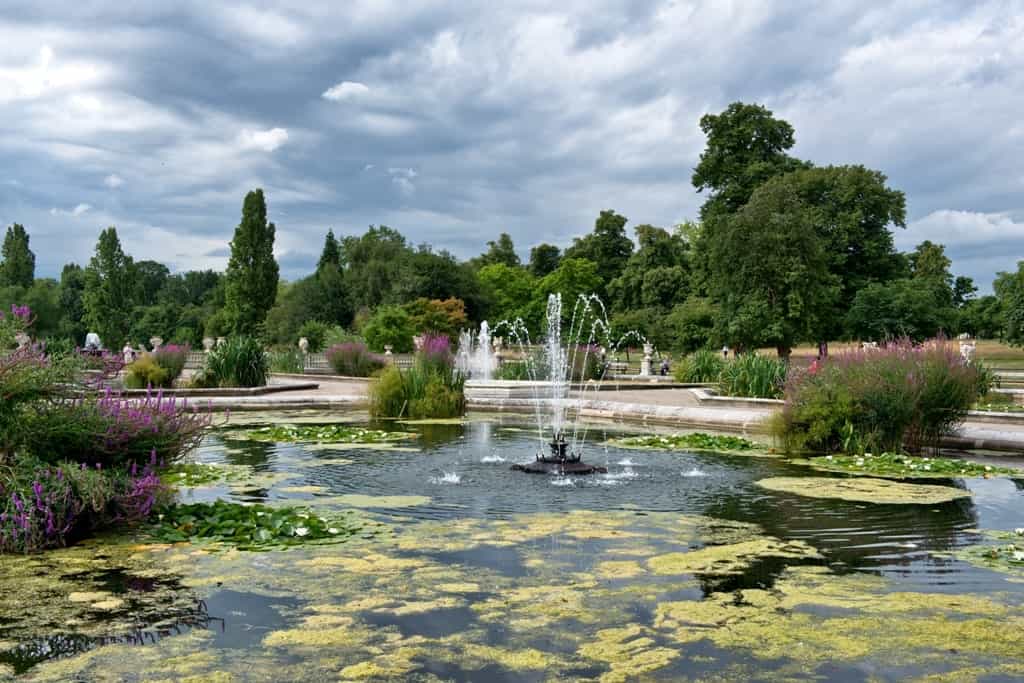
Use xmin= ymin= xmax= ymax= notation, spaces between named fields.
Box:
xmin=2 ymin=412 xmax=1024 ymax=681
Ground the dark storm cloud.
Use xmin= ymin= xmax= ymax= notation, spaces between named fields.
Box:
xmin=1 ymin=1 xmax=1021 ymax=291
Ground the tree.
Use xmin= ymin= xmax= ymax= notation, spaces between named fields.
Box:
xmin=528 ymin=243 xmax=561 ymax=278
xmin=474 ymin=233 xmax=520 ymax=269
xmin=83 ymin=227 xmax=136 ymax=346
xmin=58 ymin=263 xmax=88 ymax=343
xmin=909 ymin=240 xmax=955 ymax=308
xmin=846 ymin=280 xmax=956 ymax=342
xmin=708 ymin=177 xmax=839 ymax=358
xmin=563 ymin=210 xmax=633 ymax=292
xmin=532 ymin=257 xmax=604 ymax=333
xmin=996 ymin=261 xmax=1024 ymax=346
xmin=362 ymin=305 xmax=415 ymax=353
xmin=224 ymin=189 xmax=279 ymax=336
xmin=134 ymin=260 xmax=170 ymax=307
xmin=477 ymin=263 xmax=537 ymax=329
xmin=0 ymin=223 xmax=35 ymax=289
xmin=318 ymin=230 xmax=341 ymax=271
xmin=608 ymin=225 xmax=689 ymax=312
xmin=959 ymin=295 xmax=1004 ymax=339
xmin=405 ymin=298 xmax=467 ymax=339
xmin=953 ymin=276 xmax=978 ymax=308
xmin=342 ymin=226 xmax=414 ymax=310
xmin=692 ymin=102 xmax=808 ymax=219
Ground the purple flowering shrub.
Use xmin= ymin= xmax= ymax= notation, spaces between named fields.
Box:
xmin=369 ymin=334 xmax=465 ymax=419
xmin=23 ymin=389 xmax=211 ymax=469
xmin=0 ymin=303 xmax=32 ymax=349
xmin=775 ymin=338 xmax=985 ymax=454
xmin=152 ymin=344 xmax=188 ymax=382
xmin=326 ymin=342 xmax=386 ymax=377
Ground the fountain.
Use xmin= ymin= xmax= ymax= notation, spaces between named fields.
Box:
xmin=455 ymin=320 xmax=497 ymax=380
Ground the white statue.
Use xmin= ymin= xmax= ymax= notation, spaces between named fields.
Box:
xmin=123 ymin=344 xmax=136 ymax=365
xmin=149 ymin=336 xmax=163 ymax=351
xmin=84 ymin=332 xmax=102 ymax=351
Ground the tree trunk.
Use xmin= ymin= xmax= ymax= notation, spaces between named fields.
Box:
xmin=777 ymin=345 xmax=792 ymax=362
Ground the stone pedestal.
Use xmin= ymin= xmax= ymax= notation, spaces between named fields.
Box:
xmin=149 ymin=336 xmax=163 ymax=352
xmin=640 ymin=343 xmax=653 ymax=377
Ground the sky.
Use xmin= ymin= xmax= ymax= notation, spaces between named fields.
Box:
xmin=1 ymin=1 xmax=1022 ymax=290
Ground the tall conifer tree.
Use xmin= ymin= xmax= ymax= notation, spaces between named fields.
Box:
xmin=224 ymin=189 xmax=279 ymax=336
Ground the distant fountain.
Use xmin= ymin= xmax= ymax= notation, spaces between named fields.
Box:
xmin=456 ymin=321 xmax=497 ymax=380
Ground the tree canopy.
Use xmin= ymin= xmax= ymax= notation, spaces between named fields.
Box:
xmin=224 ymin=189 xmax=279 ymax=336
xmin=0 ymin=224 xmax=35 ymax=289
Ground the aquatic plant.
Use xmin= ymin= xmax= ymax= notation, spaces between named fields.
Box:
xmin=267 ymin=347 xmax=304 ymax=373
xmin=146 ymin=500 xmax=378 ymax=550
xmin=191 ymin=336 xmax=267 ymax=388
xmin=123 ymin=354 xmax=169 ymax=389
xmin=325 ymin=341 xmax=386 ymax=377
xmin=612 ymin=432 xmax=763 ymax=452
xmin=245 ymin=424 xmax=413 ymax=444
xmin=369 ymin=334 xmax=465 ymax=419
xmin=776 ymin=339 xmax=986 ymax=454
xmin=718 ymin=353 xmax=786 ymax=399
xmin=797 ymin=452 xmax=1019 ymax=479
xmin=756 ymin=476 xmax=971 ymax=505
xmin=674 ymin=348 xmax=726 ymax=383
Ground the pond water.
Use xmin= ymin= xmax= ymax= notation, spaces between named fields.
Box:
xmin=2 ymin=412 xmax=1024 ymax=681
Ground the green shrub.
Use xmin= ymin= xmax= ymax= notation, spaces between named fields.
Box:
xmin=497 ymin=360 xmax=531 ymax=380
xmin=324 ymin=326 xmax=364 ymax=348
xmin=369 ymin=365 xmax=408 ymax=417
xmin=362 ymin=305 xmax=415 ymax=353
xmin=369 ymin=334 xmax=465 ymax=419
xmin=776 ymin=340 xmax=985 ymax=454
xmin=326 ymin=342 xmax=386 ymax=377
xmin=268 ymin=348 xmax=304 ymax=374
xmin=192 ymin=337 xmax=267 ymax=388
xmin=151 ymin=344 xmax=188 ymax=383
xmin=297 ymin=320 xmax=330 ymax=352
xmin=674 ymin=348 xmax=725 ymax=383
xmin=719 ymin=353 xmax=786 ymax=399
xmin=124 ymin=354 xmax=170 ymax=389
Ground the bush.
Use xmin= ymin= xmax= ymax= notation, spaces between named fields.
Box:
xmin=152 ymin=344 xmax=188 ymax=382
xmin=192 ymin=337 xmax=267 ymax=388
xmin=124 ymin=355 xmax=170 ymax=389
xmin=674 ymin=348 xmax=725 ymax=383
xmin=268 ymin=348 xmax=305 ymax=374
xmin=718 ymin=353 xmax=786 ymax=399
xmin=369 ymin=334 xmax=465 ymax=419
xmin=570 ymin=344 xmax=605 ymax=381
xmin=297 ymin=320 xmax=330 ymax=352
xmin=362 ymin=305 xmax=415 ymax=353
xmin=324 ymin=326 xmax=363 ymax=348
xmin=326 ymin=342 xmax=386 ymax=377
xmin=776 ymin=339 xmax=985 ymax=454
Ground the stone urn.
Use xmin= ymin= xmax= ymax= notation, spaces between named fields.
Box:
xmin=202 ymin=337 xmax=215 ymax=353
xmin=298 ymin=337 xmax=310 ymax=354
xmin=384 ymin=345 xmax=394 ymax=357
xmin=640 ymin=343 xmax=654 ymax=377
xmin=149 ymin=336 xmax=163 ymax=351
xmin=413 ymin=335 xmax=424 ymax=351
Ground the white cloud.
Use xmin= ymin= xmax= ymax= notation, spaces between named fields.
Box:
xmin=322 ymin=80 xmax=369 ymax=101
xmin=237 ymin=127 xmax=289 ymax=152
xmin=104 ymin=173 xmax=124 ymax=188
xmin=0 ymin=45 xmax=107 ymax=104
xmin=49 ymin=203 xmax=91 ymax=217
xmin=903 ymin=210 xmax=1024 ymax=247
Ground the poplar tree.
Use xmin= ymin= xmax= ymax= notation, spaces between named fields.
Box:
xmin=82 ymin=227 xmax=136 ymax=346
xmin=0 ymin=223 xmax=35 ymax=288
xmin=224 ymin=189 xmax=279 ymax=336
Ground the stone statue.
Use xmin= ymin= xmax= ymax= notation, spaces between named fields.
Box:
xmin=84 ymin=332 xmax=102 ymax=351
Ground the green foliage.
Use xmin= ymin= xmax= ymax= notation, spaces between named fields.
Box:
xmin=0 ymin=224 xmax=35 ymax=289
xmin=800 ymin=452 xmax=1018 ymax=479
xmin=536 ymin=258 xmax=603 ymax=325
xmin=245 ymin=424 xmax=413 ymax=444
xmin=267 ymin=348 xmax=304 ymax=373
xmin=124 ymin=354 xmax=170 ymax=389
xmin=133 ymin=260 xmax=170 ymax=307
xmin=369 ymin=365 xmax=408 ymax=418
xmin=224 ymin=189 xmax=279 ymax=336
xmin=563 ymin=210 xmax=633 ymax=291
xmin=719 ymin=354 xmax=786 ymax=399
xmin=83 ymin=227 xmax=136 ymax=347
xmin=297 ymin=320 xmax=330 ymax=352
xmin=959 ymin=295 xmax=1005 ymax=339
xmin=362 ymin=305 xmax=415 ymax=353
xmin=996 ymin=261 xmax=1024 ymax=346
xmin=709 ymin=177 xmax=839 ymax=357
xmin=674 ymin=348 xmax=725 ymax=383
xmin=846 ymin=279 xmax=957 ymax=341
xmin=325 ymin=342 xmax=386 ymax=377
xmin=192 ymin=336 xmax=267 ymax=388
xmin=777 ymin=341 xmax=985 ymax=454
xmin=478 ymin=263 xmax=537 ymax=328
xmin=528 ymin=243 xmax=561 ymax=278
xmin=369 ymin=341 xmax=465 ymax=419
xmin=613 ymin=432 xmax=761 ymax=452
xmin=405 ymin=297 xmax=467 ymax=338
xmin=58 ymin=263 xmax=88 ymax=343
xmin=474 ymin=232 xmax=520 ymax=268
xmin=608 ymin=225 xmax=689 ymax=312
xmin=317 ymin=229 xmax=341 ymax=271
xmin=0 ymin=349 xmax=78 ymax=454
xmin=145 ymin=500 xmax=376 ymax=550
xmin=664 ymin=297 xmax=718 ymax=353
xmin=496 ymin=359 xmax=531 ymax=380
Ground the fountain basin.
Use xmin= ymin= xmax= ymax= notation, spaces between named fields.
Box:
xmin=464 ymin=379 xmax=561 ymax=401
xmin=512 ymin=460 xmax=608 ymax=475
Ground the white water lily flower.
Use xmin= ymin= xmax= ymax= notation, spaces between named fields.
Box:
xmin=855 ymin=459 xmax=864 ymax=466
xmin=328 ymin=527 xmax=340 ymax=534
xmin=294 ymin=527 xmax=309 ymax=537
xmin=923 ymin=464 xmax=931 ymax=471
xmin=1014 ymin=528 xmax=1024 ymax=536
xmin=985 ymin=466 xmax=992 ymax=471
xmin=1012 ymin=551 xmax=1024 ymax=562
xmin=825 ymin=455 xmax=833 ymax=461
xmin=256 ymin=511 xmax=266 ymax=517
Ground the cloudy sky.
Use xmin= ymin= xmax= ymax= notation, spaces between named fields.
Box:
xmin=1 ymin=1 xmax=1022 ymax=289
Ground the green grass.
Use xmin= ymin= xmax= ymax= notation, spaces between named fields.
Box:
xmin=244 ymin=424 xmax=415 ymax=444
xmin=796 ymin=452 xmax=1020 ymax=479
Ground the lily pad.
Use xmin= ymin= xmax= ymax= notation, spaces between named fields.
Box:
xmin=756 ymin=476 xmax=971 ymax=505
xmin=243 ymin=424 xmax=415 ymax=444
xmin=609 ymin=432 xmax=769 ymax=455
xmin=793 ymin=452 xmax=1020 ymax=479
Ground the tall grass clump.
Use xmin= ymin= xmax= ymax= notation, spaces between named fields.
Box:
xmin=776 ymin=339 xmax=987 ymax=455
xmin=326 ymin=342 xmax=386 ymax=377
xmin=369 ymin=334 xmax=465 ymax=419
xmin=719 ymin=353 xmax=786 ymax=399
xmin=268 ymin=348 xmax=304 ymax=374
xmin=192 ymin=337 xmax=267 ymax=388
xmin=674 ymin=348 xmax=725 ymax=383
xmin=125 ymin=344 xmax=188 ymax=389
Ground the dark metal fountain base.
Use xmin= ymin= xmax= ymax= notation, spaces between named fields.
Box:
xmin=512 ymin=459 xmax=607 ymax=475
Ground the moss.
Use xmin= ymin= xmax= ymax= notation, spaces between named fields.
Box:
xmin=756 ymin=476 xmax=971 ymax=504
xmin=648 ymin=538 xmax=822 ymax=576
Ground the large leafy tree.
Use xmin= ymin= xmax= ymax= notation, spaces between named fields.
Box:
xmin=317 ymin=230 xmax=341 ymax=271
xmin=563 ymin=210 xmax=633 ymax=293
xmin=134 ymin=259 xmax=170 ymax=307
xmin=474 ymin=232 xmax=520 ymax=269
xmin=909 ymin=240 xmax=955 ymax=309
xmin=83 ymin=227 xmax=136 ymax=346
xmin=0 ymin=223 xmax=35 ymax=289
xmin=691 ymin=102 xmax=808 ymax=220
xmin=528 ymin=243 xmax=561 ymax=278
xmin=846 ymin=280 xmax=957 ymax=341
xmin=996 ymin=261 xmax=1024 ymax=346
xmin=224 ymin=189 xmax=279 ymax=336
xmin=708 ymin=177 xmax=838 ymax=358
xmin=477 ymin=263 xmax=537 ymax=329
xmin=58 ymin=263 xmax=88 ymax=343
xmin=342 ymin=225 xmax=414 ymax=310
xmin=608 ymin=224 xmax=689 ymax=312
xmin=315 ymin=230 xmax=352 ymax=327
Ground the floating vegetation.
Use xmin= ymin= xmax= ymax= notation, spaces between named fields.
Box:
xmin=243 ymin=424 xmax=415 ymax=444
xmin=794 ymin=452 xmax=1021 ymax=479
xmin=162 ymin=462 xmax=252 ymax=487
xmin=324 ymin=494 xmax=432 ymax=509
xmin=950 ymin=529 xmax=1024 ymax=578
xmin=144 ymin=500 xmax=381 ymax=550
xmin=756 ymin=476 xmax=972 ymax=505
xmin=610 ymin=432 xmax=766 ymax=454
xmin=647 ymin=538 xmax=822 ymax=577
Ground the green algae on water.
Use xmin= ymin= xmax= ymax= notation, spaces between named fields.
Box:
xmin=756 ymin=476 xmax=972 ymax=504
xmin=792 ymin=452 xmax=1020 ymax=479
xmin=609 ymin=432 xmax=771 ymax=455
